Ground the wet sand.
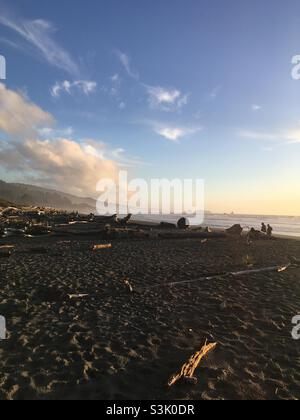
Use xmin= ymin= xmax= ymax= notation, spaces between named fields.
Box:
xmin=0 ymin=234 xmax=300 ymax=400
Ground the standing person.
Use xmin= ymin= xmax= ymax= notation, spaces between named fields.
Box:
xmin=261 ymin=223 xmax=267 ymax=234
xmin=267 ymin=224 xmax=273 ymax=237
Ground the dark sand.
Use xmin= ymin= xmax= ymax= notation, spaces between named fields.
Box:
xmin=0 ymin=234 xmax=300 ymax=400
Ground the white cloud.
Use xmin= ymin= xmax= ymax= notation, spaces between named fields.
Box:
xmin=82 ymin=140 xmax=144 ymax=168
xmin=116 ymin=50 xmax=139 ymax=80
xmin=38 ymin=126 xmax=74 ymax=138
xmin=105 ymin=73 xmax=126 ymax=109
xmin=153 ymin=123 xmax=202 ymax=142
xmin=109 ymin=146 xmax=144 ymax=168
xmin=156 ymin=127 xmax=185 ymax=142
xmin=0 ymin=83 xmax=53 ymax=137
xmin=146 ymin=85 xmax=189 ymax=112
xmin=111 ymin=73 xmax=121 ymax=84
xmin=0 ymin=137 xmax=119 ymax=197
xmin=51 ymin=80 xmax=97 ymax=98
xmin=111 ymin=148 xmax=125 ymax=159
xmin=150 ymin=87 xmax=181 ymax=104
xmin=114 ymin=50 xmax=189 ymax=112
xmin=238 ymin=128 xmax=300 ymax=144
xmin=109 ymin=73 xmax=121 ymax=96
xmin=207 ymin=85 xmax=222 ymax=102
xmin=0 ymin=14 xmax=79 ymax=77
xmin=177 ymin=94 xmax=189 ymax=108
xmin=252 ymin=104 xmax=262 ymax=111
xmin=238 ymin=130 xmax=278 ymax=141
xmin=0 ymin=84 xmax=125 ymax=197
xmin=210 ymin=86 xmax=221 ymax=100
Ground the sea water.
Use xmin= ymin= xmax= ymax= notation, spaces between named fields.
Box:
xmin=132 ymin=214 xmax=300 ymax=238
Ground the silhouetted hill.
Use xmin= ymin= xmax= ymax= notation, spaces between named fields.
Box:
xmin=0 ymin=180 xmax=96 ymax=213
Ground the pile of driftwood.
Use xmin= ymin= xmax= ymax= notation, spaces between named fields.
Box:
xmin=0 ymin=206 xmax=279 ymax=242
xmin=0 ymin=209 xmax=136 ymax=238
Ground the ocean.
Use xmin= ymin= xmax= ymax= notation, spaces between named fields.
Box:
xmin=132 ymin=213 xmax=300 ymax=238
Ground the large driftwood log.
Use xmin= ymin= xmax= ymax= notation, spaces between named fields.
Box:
xmin=168 ymin=342 xmax=217 ymax=387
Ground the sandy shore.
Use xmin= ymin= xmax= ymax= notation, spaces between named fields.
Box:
xmin=0 ymin=233 xmax=300 ymax=400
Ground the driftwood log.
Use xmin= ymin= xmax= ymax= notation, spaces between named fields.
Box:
xmin=168 ymin=342 xmax=217 ymax=387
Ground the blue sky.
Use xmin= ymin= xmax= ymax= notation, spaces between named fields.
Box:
xmin=0 ymin=0 xmax=300 ymax=215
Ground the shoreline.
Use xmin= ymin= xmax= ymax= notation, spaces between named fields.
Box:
xmin=130 ymin=214 xmax=300 ymax=240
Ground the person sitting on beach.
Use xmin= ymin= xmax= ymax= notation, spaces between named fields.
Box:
xmin=261 ymin=223 xmax=267 ymax=234
xmin=267 ymin=224 xmax=273 ymax=236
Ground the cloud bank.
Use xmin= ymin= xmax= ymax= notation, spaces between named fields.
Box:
xmin=0 ymin=83 xmax=120 ymax=197
xmin=0 ymin=83 xmax=53 ymax=136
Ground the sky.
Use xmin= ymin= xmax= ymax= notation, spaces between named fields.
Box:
xmin=0 ymin=0 xmax=300 ymax=215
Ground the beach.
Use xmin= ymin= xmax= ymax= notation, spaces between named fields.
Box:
xmin=0 ymin=231 xmax=300 ymax=400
